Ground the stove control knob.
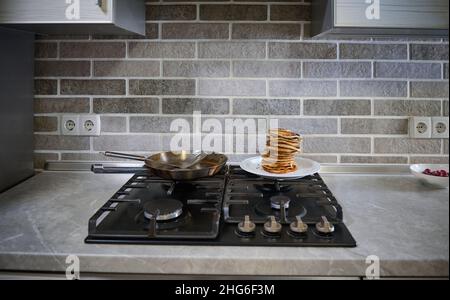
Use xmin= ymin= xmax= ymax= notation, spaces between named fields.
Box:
xmin=290 ymin=216 xmax=308 ymax=234
xmin=238 ymin=215 xmax=256 ymax=234
xmin=315 ymin=216 xmax=335 ymax=234
xmin=264 ymin=216 xmax=282 ymax=234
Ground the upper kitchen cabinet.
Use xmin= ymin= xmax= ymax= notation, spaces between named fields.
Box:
xmin=312 ymin=0 xmax=449 ymax=38
xmin=0 ymin=0 xmax=145 ymax=36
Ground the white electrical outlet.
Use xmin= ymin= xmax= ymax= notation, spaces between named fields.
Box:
xmin=431 ymin=117 xmax=449 ymax=139
xmin=61 ymin=115 xmax=80 ymax=135
xmin=409 ymin=117 xmax=432 ymax=139
xmin=61 ymin=114 xmax=101 ymax=136
xmin=80 ymin=115 xmax=101 ymax=136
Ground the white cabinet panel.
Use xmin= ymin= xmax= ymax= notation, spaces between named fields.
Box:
xmin=312 ymin=0 xmax=449 ymax=38
xmin=335 ymin=0 xmax=449 ymax=29
xmin=0 ymin=0 xmax=113 ymax=23
xmin=0 ymin=0 xmax=145 ymax=36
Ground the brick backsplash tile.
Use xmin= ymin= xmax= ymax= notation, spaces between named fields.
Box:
xmin=303 ymin=62 xmax=371 ymax=78
xmin=34 ymin=153 xmax=58 ymax=169
xmin=303 ymin=137 xmax=371 ymax=154
xmin=198 ymin=42 xmax=266 ymax=59
xmin=35 ymin=135 xmax=90 ymax=151
xmin=61 ymin=79 xmax=125 ymax=95
xmin=269 ymin=42 xmax=337 ymax=59
xmin=129 ymin=79 xmax=196 ymax=96
xmin=410 ymin=44 xmax=449 ymax=61
xmin=93 ymin=98 xmax=159 ymax=114
xmin=32 ymin=3 xmax=450 ymax=164
xmin=270 ymin=5 xmax=310 ymax=21
xmin=36 ymin=35 xmax=89 ymax=41
xmin=226 ymin=153 xmax=261 ymax=163
xmin=34 ymin=116 xmax=58 ymax=132
xmin=92 ymin=24 xmax=158 ymax=40
xmin=128 ymin=42 xmax=195 ymax=58
xmin=300 ymin=155 xmax=338 ymax=164
xmin=374 ymin=62 xmax=441 ymax=79
xmin=163 ymin=61 xmax=230 ymax=77
xmin=35 ymin=61 xmax=90 ymax=77
xmin=34 ymin=79 xmax=57 ymax=95
xmin=60 ymin=42 xmax=126 ymax=58
xmin=278 ymin=118 xmax=338 ymax=134
xmin=341 ymin=156 xmax=408 ymax=164
xmin=340 ymin=81 xmax=407 ymax=97
xmin=341 ymin=118 xmax=408 ymax=135
xmin=147 ymin=5 xmax=197 ymax=20
xmin=198 ymin=79 xmax=266 ymax=96
xmin=94 ymin=61 xmax=160 ymax=77
xmin=233 ymin=99 xmax=300 ymax=115
xmin=200 ymin=5 xmax=267 ymax=21
xmin=233 ymin=61 xmax=302 ymax=78
xmin=232 ymin=24 xmax=301 ymax=40
xmin=410 ymin=81 xmax=449 ymax=98
xmin=340 ymin=43 xmax=407 ymax=60
xmin=35 ymin=42 xmax=57 ymax=58
xmin=130 ymin=116 xmax=193 ymax=133
xmin=374 ymin=100 xmax=441 ymax=116
xmin=100 ymin=116 xmax=127 ymax=133
xmin=374 ymin=138 xmax=441 ymax=154
xmin=162 ymin=23 xmax=229 ymax=39
xmin=162 ymin=98 xmax=230 ymax=114
xmin=269 ymin=80 xmax=337 ymax=97
xmin=410 ymin=156 xmax=449 ymax=164
xmin=304 ymin=99 xmax=371 ymax=116
xmin=34 ymin=98 xmax=90 ymax=113
xmin=61 ymin=153 xmax=135 ymax=161
xmin=93 ymin=135 xmax=169 ymax=151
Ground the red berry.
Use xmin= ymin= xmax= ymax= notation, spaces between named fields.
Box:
xmin=422 ymin=169 xmax=449 ymax=177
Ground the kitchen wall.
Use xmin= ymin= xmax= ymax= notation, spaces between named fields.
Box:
xmin=33 ymin=0 xmax=449 ymax=168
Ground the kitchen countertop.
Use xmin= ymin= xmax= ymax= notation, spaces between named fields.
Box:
xmin=0 ymin=168 xmax=448 ymax=278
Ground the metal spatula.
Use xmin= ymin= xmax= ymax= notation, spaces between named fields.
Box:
xmin=166 ymin=151 xmax=208 ymax=169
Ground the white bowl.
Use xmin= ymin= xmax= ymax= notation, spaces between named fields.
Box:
xmin=410 ymin=164 xmax=449 ymax=189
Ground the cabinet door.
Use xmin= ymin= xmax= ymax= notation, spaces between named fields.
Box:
xmin=335 ymin=0 xmax=449 ymax=29
xmin=0 ymin=0 xmax=113 ymax=23
xmin=0 ymin=28 xmax=35 ymax=193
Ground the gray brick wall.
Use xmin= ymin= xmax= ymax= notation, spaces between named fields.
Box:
xmin=33 ymin=0 xmax=449 ymax=168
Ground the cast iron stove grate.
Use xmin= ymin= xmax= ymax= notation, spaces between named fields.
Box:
xmin=86 ymin=165 xmax=356 ymax=247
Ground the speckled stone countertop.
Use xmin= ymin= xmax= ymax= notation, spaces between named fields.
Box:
xmin=0 ymin=170 xmax=448 ymax=278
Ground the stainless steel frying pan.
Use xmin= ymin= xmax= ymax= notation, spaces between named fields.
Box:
xmin=102 ymin=151 xmax=228 ymax=181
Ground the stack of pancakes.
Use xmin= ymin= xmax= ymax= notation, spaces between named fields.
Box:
xmin=261 ymin=129 xmax=303 ymax=174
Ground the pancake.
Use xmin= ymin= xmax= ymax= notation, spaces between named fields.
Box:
xmin=261 ymin=128 xmax=303 ymax=174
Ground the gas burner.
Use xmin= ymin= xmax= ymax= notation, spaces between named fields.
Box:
xmin=255 ymin=182 xmax=292 ymax=193
xmin=254 ymin=198 xmax=307 ymax=220
xmin=270 ymin=195 xmax=291 ymax=210
xmin=143 ymin=198 xmax=183 ymax=221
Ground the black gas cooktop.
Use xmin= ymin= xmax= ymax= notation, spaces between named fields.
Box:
xmin=86 ymin=165 xmax=356 ymax=247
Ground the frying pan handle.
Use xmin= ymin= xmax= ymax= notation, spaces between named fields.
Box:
xmin=102 ymin=151 xmax=147 ymax=161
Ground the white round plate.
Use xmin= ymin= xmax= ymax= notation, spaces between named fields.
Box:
xmin=240 ymin=156 xmax=321 ymax=180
